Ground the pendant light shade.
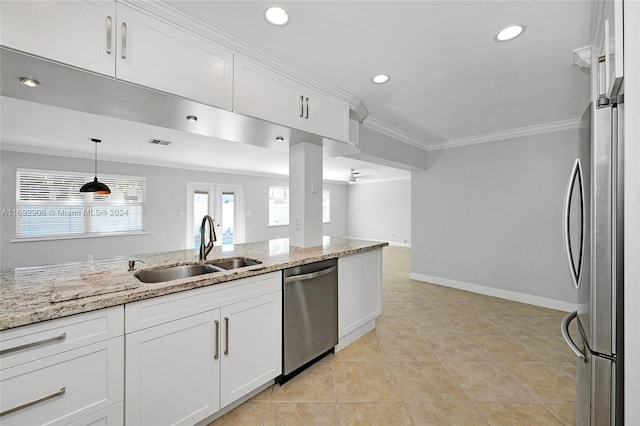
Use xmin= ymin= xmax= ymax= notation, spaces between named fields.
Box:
xmin=80 ymin=138 xmax=111 ymax=194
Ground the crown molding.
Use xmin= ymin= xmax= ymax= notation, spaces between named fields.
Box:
xmin=427 ymin=118 xmax=583 ymax=151
xmin=121 ymin=0 xmax=369 ymax=122
xmin=572 ymin=45 xmax=593 ymax=68
xmin=362 ymin=116 xmax=431 ymax=150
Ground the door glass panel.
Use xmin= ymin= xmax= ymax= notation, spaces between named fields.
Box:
xmin=221 ymin=192 xmax=235 ymax=245
xmin=193 ymin=191 xmax=209 ymax=248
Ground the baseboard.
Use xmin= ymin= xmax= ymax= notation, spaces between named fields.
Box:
xmin=410 ymin=273 xmax=577 ymax=312
xmin=335 ymin=319 xmax=376 ymax=352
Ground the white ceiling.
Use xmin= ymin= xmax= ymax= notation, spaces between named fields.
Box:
xmin=167 ymin=0 xmax=593 ymax=146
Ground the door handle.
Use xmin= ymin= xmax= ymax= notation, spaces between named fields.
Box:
xmin=300 ymin=95 xmax=304 ymax=118
xmin=224 ymin=317 xmax=229 ymax=355
xmin=563 ymin=159 xmax=584 ymax=289
xmin=214 ymin=320 xmax=220 ymax=360
xmin=0 ymin=387 xmax=66 ymax=417
xmin=106 ymin=16 xmax=112 ymax=54
xmin=285 ymin=266 xmax=337 ymax=283
xmin=561 ymin=311 xmax=587 ymax=361
xmin=121 ymin=22 xmax=127 ymax=59
xmin=305 ymin=97 xmax=309 ymax=119
xmin=0 ymin=333 xmax=66 ymax=355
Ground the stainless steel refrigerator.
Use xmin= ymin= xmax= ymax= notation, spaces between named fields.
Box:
xmin=561 ymin=93 xmax=624 ymax=425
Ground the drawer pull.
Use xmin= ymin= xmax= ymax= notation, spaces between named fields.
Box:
xmin=0 ymin=333 xmax=67 ymax=355
xmin=0 ymin=387 xmax=66 ymax=417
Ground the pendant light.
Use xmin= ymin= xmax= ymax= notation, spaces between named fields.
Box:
xmin=80 ymin=138 xmax=111 ymax=194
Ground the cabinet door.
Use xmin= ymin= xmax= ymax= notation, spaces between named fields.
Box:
xmin=125 ymin=310 xmax=220 ymax=426
xmin=220 ymin=292 xmax=282 ymax=408
xmin=116 ymin=4 xmax=233 ymax=110
xmin=338 ymin=249 xmax=383 ymax=338
xmin=301 ymin=87 xmax=350 ymax=142
xmin=0 ymin=337 xmax=123 ymax=426
xmin=0 ymin=0 xmax=116 ymax=76
xmin=233 ymin=55 xmax=302 ymax=129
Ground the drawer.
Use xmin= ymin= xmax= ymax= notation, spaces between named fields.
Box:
xmin=0 ymin=337 xmax=124 ymax=426
xmin=1 ymin=306 xmax=124 ymax=370
xmin=67 ymin=402 xmax=123 ymax=426
xmin=125 ymin=272 xmax=281 ymax=333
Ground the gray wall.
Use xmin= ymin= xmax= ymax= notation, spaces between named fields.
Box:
xmin=347 ymin=178 xmax=411 ymax=245
xmin=411 ymin=128 xmax=589 ymax=304
xmin=0 ymin=151 xmax=347 ymax=268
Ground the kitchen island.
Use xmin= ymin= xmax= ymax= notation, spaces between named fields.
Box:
xmin=0 ymin=237 xmax=385 ymax=425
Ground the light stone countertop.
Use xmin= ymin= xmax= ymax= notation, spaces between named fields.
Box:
xmin=0 ymin=237 xmax=387 ymax=331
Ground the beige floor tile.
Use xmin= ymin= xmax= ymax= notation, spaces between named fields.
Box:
xmin=335 ymin=332 xmax=384 ymax=362
xmin=469 ymin=335 xmax=537 ymax=361
xmin=334 ymin=362 xmax=402 ymax=401
xmin=381 ymin=302 xmax=405 ymax=316
xmin=386 ymin=290 xmax=427 ymax=302
xmin=499 ymin=361 xmax=576 ymax=403
xmin=375 ymin=315 xmax=419 ymax=337
xmin=250 ymin=386 xmax=273 ymax=401
xmin=271 ymin=362 xmax=336 ymax=402
xmin=263 ymin=402 xmax=337 ymax=425
xmin=389 ymin=361 xmax=469 ymax=402
xmin=511 ymin=334 xmax=577 ymax=363
xmin=408 ymin=314 xmax=465 ymax=336
xmin=444 ymin=315 xmax=506 ymax=335
xmin=545 ymin=403 xmax=576 ymax=425
xmin=377 ymin=332 xmax=438 ymax=362
xmin=210 ymin=401 xmax=267 ymax=425
xmin=421 ymin=334 xmax=489 ymax=361
xmin=395 ymin=302 xmax=442 ymax=316
xmin=475 ymin=403 xmax=564 ymax=425
xmin=444 ymin=361 xmax=535 ymax=402
xmin=337 ymin=402 xmax=413 ymax=426
xmin=406 ymin=402 xmax=489 ymax=425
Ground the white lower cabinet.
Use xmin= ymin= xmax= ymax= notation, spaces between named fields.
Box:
xmin=338 ymin=248 xmax=383 ymax=340
xmin=220 ymin=293 xmax=282 ymax=407
xmin=0 ymin=337 xmax=124 ymax=426
xmin=124 ymin=272 xmax=282 ymax=426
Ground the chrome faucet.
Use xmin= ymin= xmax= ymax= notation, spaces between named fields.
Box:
xmin=199 ymin=215 xmax=217 ymax=261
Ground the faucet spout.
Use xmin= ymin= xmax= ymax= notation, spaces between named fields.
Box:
xmin=199 ymin=215 xmax=217 ymax=261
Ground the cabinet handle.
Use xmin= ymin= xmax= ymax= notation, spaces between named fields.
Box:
xmin=0 ymin=387 xmax=66 ymax=417
xmin=305 ymin=97 xmax=309 ymax=119
xmin=121 ymin=22 xmax=127 ymax=59
xmin=300 ymin=95 xmax=304 ymax=118
xmin=106 ymin=16 xmax=112 ymax=54
xmin=224 ymin=317 xmax=229 ymax=355
xmin=0 ymin=333 xmax=66 ymax=356
xmin=214 ymin=320 xmax=220 ymax=360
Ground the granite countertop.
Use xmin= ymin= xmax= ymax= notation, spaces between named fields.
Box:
xmin=0 ymin=237 xmax=387 ymax=331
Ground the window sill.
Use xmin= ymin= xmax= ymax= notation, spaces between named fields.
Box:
xmin=11 ymin=231 xmax=149 ymax=243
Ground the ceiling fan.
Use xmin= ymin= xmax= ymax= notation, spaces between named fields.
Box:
xmin=347 ymin=169 xmax=370 ymax=184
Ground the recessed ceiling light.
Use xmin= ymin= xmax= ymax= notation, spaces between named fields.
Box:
xmin=186 ymin=115 xmax=198 ymax=122
xmin=19 ymin=77 xmax=40 ymax=88
xmin=265 ymin=6 xmax=289 ymax=26
xmin=371 ymin=74 xmax=390 ymax=84
xmin=494 ymin=25 xmax=526 ymax=42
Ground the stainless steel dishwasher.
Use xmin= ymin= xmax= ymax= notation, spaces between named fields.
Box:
xmin=280 ymin=258 xmax=338 ymax=382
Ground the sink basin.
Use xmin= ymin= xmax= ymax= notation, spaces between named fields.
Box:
xmin=135 ymin=264 xmax=224 ymax=283
xmin=210 ymin=258 xmax=262 ymax=270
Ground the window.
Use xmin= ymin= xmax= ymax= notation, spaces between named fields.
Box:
xmin=13 ymin=168 xmax=145 ymax=240
xmin=268 ymin=186 xmax=330 ymax=225
xmin=268 ymin=186 xmax=289 ymax=226
xmin=323 ymin=190 xmax=330 ymax=223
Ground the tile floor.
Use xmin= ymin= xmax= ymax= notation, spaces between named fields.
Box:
xmin=209 ymin=246 xmax=577 ymax=425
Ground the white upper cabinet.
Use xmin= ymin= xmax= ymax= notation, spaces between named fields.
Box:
xmin=0 ymin=0 xmax=117 ymax=76
xmin=0 ymin=1 xmax=233 ymax=110
xmin=115 ymin=4 xmax=233 ymax=110
xmin=234 ymin=55 xmax=350 ymax=142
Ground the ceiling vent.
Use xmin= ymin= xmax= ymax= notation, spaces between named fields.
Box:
xmin=147 ymin=138 xmax=172 ymax=146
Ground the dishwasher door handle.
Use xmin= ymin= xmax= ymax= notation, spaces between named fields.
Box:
xmin=285 ymin=266 xmax=337 ymax=283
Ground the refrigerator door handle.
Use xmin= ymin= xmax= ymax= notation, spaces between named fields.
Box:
xmin=561 ymin=311 xmax=587 ymax=361
xmin=563 ymin=159 xmax=585 ymax=289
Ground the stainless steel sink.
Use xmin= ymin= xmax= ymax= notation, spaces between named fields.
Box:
xmin=135 ymin=263 xmax=225 ymax=283
xmin=210 ymin=258 xmax=262 ymax=270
